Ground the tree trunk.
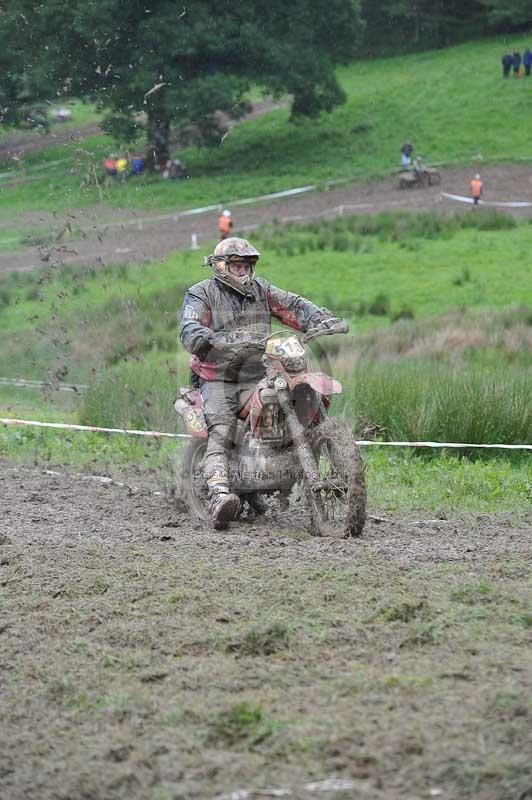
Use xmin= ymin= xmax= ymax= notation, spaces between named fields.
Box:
xmin=145 ymin=108 xmax=170 ymax=171
xmin=413 ymin=3 xmax=421 ymax=43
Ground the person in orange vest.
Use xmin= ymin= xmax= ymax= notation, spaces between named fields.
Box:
xmin=470 ymin=174 xmax=483 ymax=206
xmin=218 ymin=209 xmax=233 ymax=240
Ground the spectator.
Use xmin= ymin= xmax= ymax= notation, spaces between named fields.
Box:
xmin=524 ymin=47 xmax=532 ymax=76
xmin=470 ymin=174 xmax=483 ymax=207
xmin=104 ymin=156 xmax=117 ymax=177
xmin=413 ymin=155 xmax=424 ymax=175
xmin=400 ymin=141 xmax=413 ymax=167
xmin=116 ymin=156 xmax=129 ymax=181
xmin=163 ymin=158 xmax=187 ymax=179
xmin=218 ymin=209 xmax=233 ymax=240
xmin=502 ymin=52 xmax=513 ymax=78
xmin=513 ymin=49 xmax=521 ymax=76
xmin=131 ymin=154 xmax=145 ymax=175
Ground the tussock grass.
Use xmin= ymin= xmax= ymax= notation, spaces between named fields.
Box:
xmin=225 ymin=623 xmax=290 ymax=657
xmin=339 ymin=360 xmax=531 ymax=445
xmin=207 ymin=702 xmax=278 ymax=747
xmin=373 ymin=596 xmax=431 ymax=623
xmin=348 ymin=307 xmax=532 ymax=363
xmin=258 ymin=209 xmax=518 ymax=257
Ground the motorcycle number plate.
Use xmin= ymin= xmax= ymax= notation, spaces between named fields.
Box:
xmin=265 ymin=335 xmax=305 ymax=357
xmin=185 ymin=409 xmax=206 ymax=431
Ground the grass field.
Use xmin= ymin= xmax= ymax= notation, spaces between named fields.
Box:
xmin=1 ymin=210 xmax=530 ymax=447
xmin=0 ymin=209 xmax=530 ymax=517
xmin=1 ymin=36 xmax=531 ymax=218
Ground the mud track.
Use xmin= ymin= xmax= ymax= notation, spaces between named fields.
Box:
xmin=1 ymin=463 xmax=531 ymax=799
xmin=2 ymin=162 xmax=532 ymax=274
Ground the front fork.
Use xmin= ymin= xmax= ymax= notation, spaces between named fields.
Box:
xmin=276 ymin=382 xmax=325 ymax=532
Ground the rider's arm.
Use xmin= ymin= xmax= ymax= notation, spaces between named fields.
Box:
xmin=179 ymin=289 xmax=214 ymax=356
xmin=262 ymin=280 xmax=334 ymax=332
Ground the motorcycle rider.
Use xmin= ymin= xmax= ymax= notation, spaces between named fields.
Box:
xmin=179 ymin=237 xmax=343 ymax=530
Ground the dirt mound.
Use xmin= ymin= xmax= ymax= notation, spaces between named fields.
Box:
xmin=1 ymin=463 xmax=531 ymax=799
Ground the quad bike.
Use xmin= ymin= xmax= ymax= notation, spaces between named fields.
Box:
xmin=398 ymin=166 xmax=441 ymax=189
xmin=175 ymin=322 xmax=367 ymax=538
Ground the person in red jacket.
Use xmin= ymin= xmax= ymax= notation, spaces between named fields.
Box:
xmin=470 ymin=174 xmax=483 ymax=206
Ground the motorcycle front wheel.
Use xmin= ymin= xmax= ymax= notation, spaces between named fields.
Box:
xmin=309 ymin=417 xmax=367 ymax=538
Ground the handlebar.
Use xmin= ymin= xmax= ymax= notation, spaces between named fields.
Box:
xmin=211 ymin=320 xmax=349 ymax=353
xmin=302 ymin=320 xmax=349 ymax=343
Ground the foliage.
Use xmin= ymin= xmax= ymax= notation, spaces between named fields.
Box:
xmin=80 ymin=355 xmax=181 ymax=432
xmin=1 ymin=0 xmax=363 ymax=161
xmin=358 ymin=0 xmax=532 ymax=54
xmin=479 ymin=0 xmax=532 ymax=28
xmin=359 ymin=0 xmax=488 ymax=54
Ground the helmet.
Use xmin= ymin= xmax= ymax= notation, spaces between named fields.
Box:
xmin=222 ymin=209 xmax=231 ymax=217
xmin=475 ymin=173 xmax=481 ymax=180
xmin=204 ymin=237 xmax=260 ymax=295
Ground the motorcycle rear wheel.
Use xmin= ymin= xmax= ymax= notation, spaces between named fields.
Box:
xmin=181 ymin=438 xmax=210 ymax=522
xmin=309 ymin=417 xmax=367 ymax=538
xmin=180 ymin=439 xmax=269 ymax=524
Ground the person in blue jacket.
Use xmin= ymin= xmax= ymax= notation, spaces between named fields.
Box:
xmin=502 ymin=52 xmax=513 ymax=78
xmin=523 ymin=48 xmax=532 ymax=76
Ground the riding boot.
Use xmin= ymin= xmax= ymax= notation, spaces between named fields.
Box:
xmin=205 ymin=455 xmax=240 ymax=530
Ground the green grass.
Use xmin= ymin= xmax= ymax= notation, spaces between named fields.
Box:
xmin=1 ymin=36 xmax=532 ymax=217
xmin=0 ymin=211 xmax=529 ymax=501
xmin=0 ymin=423 xmax=530 ymax=513
xmin=339 ymin=361 xmax=531 ymax=445
xmin=0 ymin=210 xmax=530 ymax=446
xmin=1 ymin=210 xmax=531 ymax=349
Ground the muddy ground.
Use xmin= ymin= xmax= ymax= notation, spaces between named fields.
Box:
xmin=1 ymin=462 xmax=531 ymax=800
xmin=2 ymin=162 xmax=532 ymax=274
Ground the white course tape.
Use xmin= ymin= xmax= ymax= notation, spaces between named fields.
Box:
xmin=0 ymin=417 xmax=189 ymax=439
xmin=102 ymin=185 xmax=319 ymax=230
xmin=355 ymin=439 xmax=531 ymax=451
xmin=442 ymin=192 xmax=532 ymax=208
xmin=1 ymin=417 xmax=531 ymax=450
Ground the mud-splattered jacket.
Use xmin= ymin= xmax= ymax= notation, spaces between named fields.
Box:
xmin=180 ymin=276 xmax=331 ymax=382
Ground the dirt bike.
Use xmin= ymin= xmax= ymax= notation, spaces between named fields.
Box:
xmin=174 ymin=321 xmax=366 ymax=538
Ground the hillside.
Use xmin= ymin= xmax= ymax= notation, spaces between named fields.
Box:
xmin=0 ymin=36 xmax=531 ymax=225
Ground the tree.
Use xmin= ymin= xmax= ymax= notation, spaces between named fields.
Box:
xmin=477 ymin=0 xmax=532 ymax=28
xmin=359 ymin=0 xmax=487 ymax=53
xmin=3 ymin=0 xmax=363 ymax=167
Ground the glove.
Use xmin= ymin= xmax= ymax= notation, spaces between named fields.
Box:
xmin=210 ymin=331 xmax=262 ymax=351
xmin=210 ymin=331 xmax=239 ymax=350
xmin=318 ymin=316 xmax=343 ymax=329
